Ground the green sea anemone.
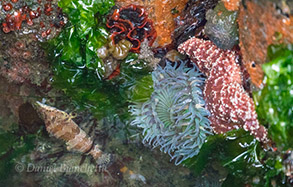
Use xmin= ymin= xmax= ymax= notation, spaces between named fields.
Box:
xmin=130 ymin=62 xmax=212 ymax=165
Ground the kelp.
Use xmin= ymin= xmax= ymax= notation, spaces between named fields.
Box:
xmin=254 ymin=44 xmax=293 ymax=150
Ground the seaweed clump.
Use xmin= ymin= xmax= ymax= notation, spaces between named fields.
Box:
xmin=204 ymin=2 xmax=239 ymax=50
xmin=254 ymin=44 xmax=293 ymax=150
xmin=130 ymin=62 xmax=212 ymax=165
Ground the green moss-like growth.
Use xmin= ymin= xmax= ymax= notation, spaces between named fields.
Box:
xmin=0 ymin=131 xmax=36 ymax=184
xmin=254 ymin=44 xmax=293 ymax=150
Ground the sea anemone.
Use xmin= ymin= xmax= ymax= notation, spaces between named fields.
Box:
xmin=106 ymin=4 xmax=157 ymax=53
xmin=130 ymin=62 xmax=212 ymax=165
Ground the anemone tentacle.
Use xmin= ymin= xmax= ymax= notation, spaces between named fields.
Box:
xmin=130 ymin=62 xmax=212 ymax=165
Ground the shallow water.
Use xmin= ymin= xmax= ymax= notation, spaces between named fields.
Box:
xmin=0 ymin=0 xmax=292 ymax=186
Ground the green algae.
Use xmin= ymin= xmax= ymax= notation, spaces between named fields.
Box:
xmin=49 ymin=0 xmax=153 ymax=119
xmin=58 ymin=0 xmax=114 ymax=38
xmin=51 ymin=0 xmax=114 ymax=78
xmin=52 ymin=56 xmax=152 ymax=119
xmin=254 ymin=44 xmax=293 ymax=150
xmin=183 ymin=129 xmax=288 ymax=186
xmin=0 ymin=131 xmax=37 ymax=182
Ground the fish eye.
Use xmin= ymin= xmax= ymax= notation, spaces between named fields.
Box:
xmin=251 ymin=61 xmax=256 ymax=68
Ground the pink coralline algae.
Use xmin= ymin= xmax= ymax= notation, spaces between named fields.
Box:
xmin=178 ymin=37 xmax=269 ymax=143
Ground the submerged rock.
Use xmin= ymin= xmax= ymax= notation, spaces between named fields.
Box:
xmin=238 ymin=0 xmax=293 ymax=88
xmin=204 ymin=2 xmax=239 ymax=50
xmin=0 ymin=32 xmax=50 ymax=85
xmin=172 ymin=0 xmax=219 ymax=47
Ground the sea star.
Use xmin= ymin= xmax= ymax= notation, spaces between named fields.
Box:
xmin=178 ymin=37 xmax=269 ymax=142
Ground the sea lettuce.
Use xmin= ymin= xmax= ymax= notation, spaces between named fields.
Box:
xmin=52 ymin=53 xmax=151 ymax=119
xmin=58 ymin=0 xmax=115 ymax=38
xmin=183 ymin=129 xmax=286 ymax=186
xmin=51 ymin=0 xmax=114 ymax=77
xmin=254 ymin=44 xmax=293 ymax=150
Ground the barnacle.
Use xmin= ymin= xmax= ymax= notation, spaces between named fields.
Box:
xmin=0 ymin=33 xmax=50 ymax=85
xmin=204 ymin=2 xmax=239 ymax=50
xmin=130 ymin=62 xmax=212 ymax=165
xmin=106 ymin=4 xmax=156 ymax=53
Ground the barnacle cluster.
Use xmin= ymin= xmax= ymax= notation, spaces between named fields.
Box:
xmin=0 ymin=0 xmax=66 ymax=41
xmin=130 ymin=62 xmax=212 ymax=165
xmin=204 ymin=2 xmax=239 ymax=50
xmin=106 ymin=4 xmax=157 ymax=53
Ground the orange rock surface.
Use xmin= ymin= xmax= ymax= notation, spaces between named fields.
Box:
xmin=238 ymin=0 xmax=293 ymax=88
xmin=116 ymin=0 xmax=189 ymax=46
xmin=222 ymin=0 xmax=240 ymax=11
